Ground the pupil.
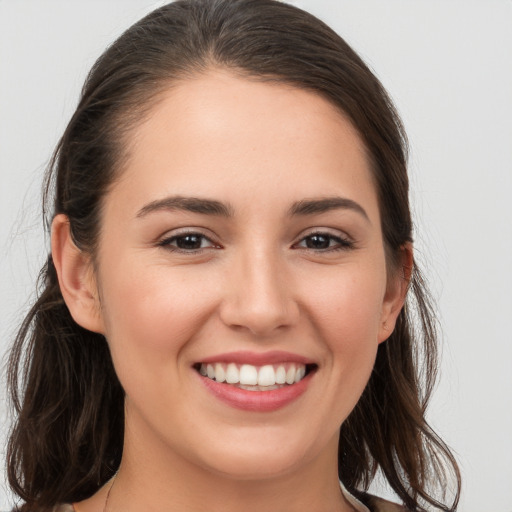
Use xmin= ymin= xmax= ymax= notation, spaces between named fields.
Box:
xmin=307 ymin=235 xmax=330 ymax=249
xmin=177 ymin=235 xmax=202 ymax=249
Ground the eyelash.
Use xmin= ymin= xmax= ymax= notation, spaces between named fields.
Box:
xmin=293 ymin=232 xmax=354 ymax=252
xmin=158 ymin=232 xmax=219 ymax=253
xmin=157 ymin=230 xmax=354 ymax=254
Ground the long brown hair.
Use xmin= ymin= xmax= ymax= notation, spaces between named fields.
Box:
xmin=7 ymin=1 xmax=461 ymax=510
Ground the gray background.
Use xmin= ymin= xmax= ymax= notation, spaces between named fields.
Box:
xmin=1 ymin=1 xmax=511 ymax=510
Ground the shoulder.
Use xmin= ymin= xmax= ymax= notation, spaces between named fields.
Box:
xmin=367 ymin=495 xmax=408 ymax=512
xmin=343 ymin=485 xmax=408 ymax=512
xmin=10 ymin=506 xmax=74 ymax=512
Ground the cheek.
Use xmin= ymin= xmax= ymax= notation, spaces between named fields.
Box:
xmin=303 ymin=261 xmax=387 ymax=359
xmin=98 ymin=258 xmax=218 ymax=369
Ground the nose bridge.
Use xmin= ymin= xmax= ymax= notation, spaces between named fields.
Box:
xmin=220 ymin=242 xmax=298 ymax=336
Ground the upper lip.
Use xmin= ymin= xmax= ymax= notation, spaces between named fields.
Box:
xmin=197 ymin=350 xmax=316 ymax=366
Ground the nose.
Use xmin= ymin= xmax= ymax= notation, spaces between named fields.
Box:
xmin=219 ymin=247 xmax=300 ymax=337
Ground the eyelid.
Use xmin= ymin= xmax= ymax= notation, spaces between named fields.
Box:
xmin=292 ymin=228 xmax=355 ymax=251
xmin=157 ymin=227 xmax=222 ymax=251
xmin=154 ymin=226 xmax=354 ymax=253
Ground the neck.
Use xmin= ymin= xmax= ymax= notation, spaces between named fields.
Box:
xmin=110 ymin=461 xmax=351 ymax=512
xmin=102 ymin=427 xmax=352 ymax=512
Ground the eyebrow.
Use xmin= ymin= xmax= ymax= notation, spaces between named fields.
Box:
xmin=136 ymin=196 xmax=234 ymax=218
xmin=288 ymin=197 xmax=370 ymax=222
xmin=136 ymin=195 xmax=369 ymax=222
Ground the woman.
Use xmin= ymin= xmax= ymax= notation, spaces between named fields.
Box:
xmin=6 ymin=1 xmax=461 ymax=511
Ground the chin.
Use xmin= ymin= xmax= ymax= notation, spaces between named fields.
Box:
xmin=190 ymin=428 xmax=327 ymax=482
xmin=204 ymin=452 xmax=307 ymax=482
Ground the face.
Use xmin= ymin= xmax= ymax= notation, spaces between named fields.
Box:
xmin=74 ymin=70 xmax=404 ymax=481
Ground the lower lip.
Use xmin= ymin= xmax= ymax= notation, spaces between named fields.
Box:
xmin=197 ymin=371 xmax=313 ymax=412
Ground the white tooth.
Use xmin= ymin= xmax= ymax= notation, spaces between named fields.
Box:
xmin=258 ymin=365 xmax=276 ymax=386
xmin=199 ymin=364 xmax=207 ymax=376
xmin=207 ymin=364 xmax=215 ymax=379
xmin=285 ymin=364 xmax=296 ymax=384
xmin=275 ymin=365 xmax=286 ymax=384
xmin=239 ymin=383 xmax=283 ymax=391
xmin=239 ymin=364 xmax=258 ymax=385
xmin=225 ymin=363 xmax=239 ymax=384
xmin=239 ymin=384 xmax=259 ymax=391
xmin=294 ymin=365 xmax=306 ymax=383
xmin=214 ymin=363 xmax=226 ymax=382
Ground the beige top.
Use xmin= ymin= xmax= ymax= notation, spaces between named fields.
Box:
xmin=340 ymin=482 xmax=371 ymax=511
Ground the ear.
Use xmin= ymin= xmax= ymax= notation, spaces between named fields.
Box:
xmin=377 ymin=242 xmax=413 ymax=344
xmin=51 ymin=214 xmax=105 ymax=334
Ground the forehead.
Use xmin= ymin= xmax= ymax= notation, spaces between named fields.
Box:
xmin=110 ymin=69 xmax=378 ymax=220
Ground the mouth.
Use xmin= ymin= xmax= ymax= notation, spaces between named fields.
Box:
xmin=194 ymin=362 xmax=317 ymax=391
xmin=193 ymin=351 xmax=317 ymax=411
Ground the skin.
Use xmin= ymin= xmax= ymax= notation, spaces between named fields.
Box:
xmin=52 ymin=70 xmax=409 ymax=512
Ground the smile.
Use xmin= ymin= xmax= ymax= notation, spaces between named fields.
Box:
xmin=198 ymin=362 xmax=308 ymax=390
xmin=194 ymin=354 xmax=317 ymax=412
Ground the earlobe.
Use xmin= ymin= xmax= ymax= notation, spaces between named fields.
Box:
xmin=377 ymin=243 xmax=413 ymax=344
xmin=51 ymin=214 xmax=105 ymax=334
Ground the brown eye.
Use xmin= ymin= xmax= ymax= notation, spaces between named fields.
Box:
xmin=296 ymin=232 xmax=353 ymax=251
xmin=159 ymin=232 xmax=217 ymax=252
xmin=305 ymin=234 xmax=331 ymax=249
xmin=175 ymin=234 xmax=204 ymax=250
